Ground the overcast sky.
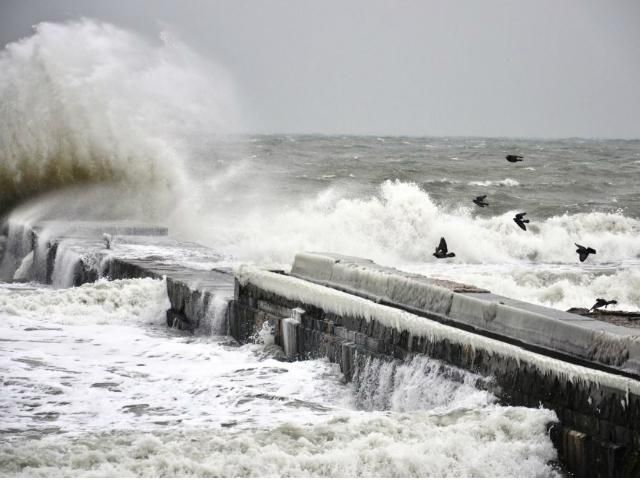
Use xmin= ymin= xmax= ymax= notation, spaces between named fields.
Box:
xmin=1 ymin=0 xmax=639 ymax=138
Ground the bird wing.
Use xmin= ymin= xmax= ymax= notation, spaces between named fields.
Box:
xmin=588 ymin=247 xmax=596 ymax=254
xmin=479 ymin=195 xmax=487 ymax=200
xmin=438 ymin=237 xmax=448 ymax=253
xmin=578 ymin=251 xmax=588 ymax=262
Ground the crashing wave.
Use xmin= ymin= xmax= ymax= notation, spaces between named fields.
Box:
xmin=0 ymin=19 xmax=238 ymax=218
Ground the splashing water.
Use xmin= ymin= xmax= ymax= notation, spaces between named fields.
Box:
xmin=0 ymin=19 xmax=238 ymax=220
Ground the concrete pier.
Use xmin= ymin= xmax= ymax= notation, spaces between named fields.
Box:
xmin=2 ymin=223 xmax=640 ymax=476
xmin=231 ymin=253 xmax=640 ymax=477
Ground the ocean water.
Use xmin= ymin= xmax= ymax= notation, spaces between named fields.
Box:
xmin=2 ymin=19 xmax=639 ymax=477
xmin=0 ymin=279 xmax=559 ymax=477
xmin=189 ymin=134 xmax=640 ymax=312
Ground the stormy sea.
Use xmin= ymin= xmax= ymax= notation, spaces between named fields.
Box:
xmin=1 ymin=20 xmax=639 ymax=477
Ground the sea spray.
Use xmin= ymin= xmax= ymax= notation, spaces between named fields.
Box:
xmin=0 ymin=19 xmax=239 ymax=221
xmin=214 ymin=179 xmax=640 ymax=268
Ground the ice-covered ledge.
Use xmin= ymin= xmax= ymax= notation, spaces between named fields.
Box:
xmin=290 ymin=252 xmax=640 ymax=377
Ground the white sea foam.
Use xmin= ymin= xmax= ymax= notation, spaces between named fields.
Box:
xmin=0 ymin=279 xmax=351 ymax=436
xmin=0 ymin=277 xmax=169 ymax=324
xmin=0 ymin=275 xmax=560 ymax=477
xmin=213 ymin=180 xmax=640 ymax=271
xmin=468 ymin=178 xmax=520 ymax=187
xmin=0 ymin=407 xmax=558 ymax=477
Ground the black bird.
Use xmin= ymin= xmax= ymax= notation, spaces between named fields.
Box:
xmin=575 ymin=243 xmax=596 ymax=262
xmin=590 ymin=298 xmax=617 ymax=311
xmin=473 ymin=195 xmax=489 ymax=207
xmin=506 ymin=155 xmax=523 ymax=163
xmin=513 ymin=212 xmax=530 ymax=231
xmin=433 ymin=237 xmax=455 ymax=258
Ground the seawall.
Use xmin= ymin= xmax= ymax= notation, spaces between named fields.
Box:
xmin=2 ymin=221 xmax=639 ymax=476
xmin=231 ymin=256 xmax=640 ymax=477
xmin=0 ymin=220 xmax=235 ymax=334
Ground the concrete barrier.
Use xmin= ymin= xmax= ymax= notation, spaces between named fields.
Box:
xmin=234 ymin=255 xmax=640 ymax=477
xmin=290 ymin=252 xmax=640 ymax=377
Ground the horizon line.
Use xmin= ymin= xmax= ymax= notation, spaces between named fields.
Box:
xmin=216 ymin=132 xmax=640 ymax=142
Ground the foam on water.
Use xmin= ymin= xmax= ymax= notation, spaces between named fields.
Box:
xmin=0 ymin=279 xmax=352 ymax=434
xmin=0 ymin=407 xmax=559 ymax=477
xmin=0 ymin=277 xmax=168 ymax=325
xmin=214 ymin=179 xmax=640 ymax=272
xmin=468 ymin=178 xmax=520 ymax=187
xmin=0 ymin=278 xmax=559 ymax=476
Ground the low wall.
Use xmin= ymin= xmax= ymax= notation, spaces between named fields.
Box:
xmin=291 ymin=253 xmax=640 ymax=377
xmin=230 ymin=260 xmax=640 ymax=477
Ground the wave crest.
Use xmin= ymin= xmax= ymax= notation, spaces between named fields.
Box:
xmin=212 ymin=179 xmax=640 ymax=267
xmin=468 ymin=178 xmax=520 ymax=187
xmin=0 ymin=19 xmax=238 ymax=216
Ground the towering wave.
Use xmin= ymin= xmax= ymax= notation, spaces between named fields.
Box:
xmin=0 ymin=19 xmax=238 ymax=218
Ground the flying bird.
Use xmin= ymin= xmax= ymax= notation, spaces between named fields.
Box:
xmin=575 ymin=243 xmax=596 ymax=262
xmin=506 ymin=155 xmax=524 ymax=163
xmin=473 ymin=195 xmax=489 ymax=207
xmin=433 ymin=237 xmax=455 ymax=258
xmin=590 ymin=298 xmax=617 ymax=311
xmin=513 ymin=212 xmax=530 ymax=231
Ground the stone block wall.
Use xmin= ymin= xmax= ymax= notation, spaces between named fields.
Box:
xmin=230 ymin=279 xmax=640 ymax=477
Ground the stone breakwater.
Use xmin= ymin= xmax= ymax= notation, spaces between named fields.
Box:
xmin=0 ymin=221 xmax=234 ymax=334
xmin=2 ymin=222 xmax=640 ymax=476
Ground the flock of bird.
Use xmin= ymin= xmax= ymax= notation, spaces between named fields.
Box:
xmin=431 ymin=154 xmax=616 ymax=312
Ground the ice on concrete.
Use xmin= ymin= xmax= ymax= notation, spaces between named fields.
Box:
xmin=289 ymin=252 xmax=640 ymax=374
xmin=236 ymin=265 xmax=640 ymax=397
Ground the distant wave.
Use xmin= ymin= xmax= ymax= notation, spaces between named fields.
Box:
xmin=468 ymin=178 xmax=520 ymax=187
xmin=422 ymin=177 xmax=461 ymax=185
xmin=203 ymin=179 xmax=640 ymax=269
xmin=0 ymin=19 xmax=237 ymax=217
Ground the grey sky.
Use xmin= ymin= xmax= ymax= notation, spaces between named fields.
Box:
xmin=1 ymin=0 xmax=639 ymax=138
